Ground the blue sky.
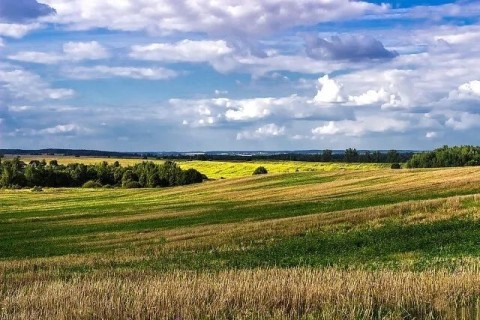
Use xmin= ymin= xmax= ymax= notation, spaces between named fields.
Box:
xmin=1 ymin=0 xmax=480 ymax=151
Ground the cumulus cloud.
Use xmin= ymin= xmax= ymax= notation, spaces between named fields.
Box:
xmin=65 ymin=66 xmax=178 ymax=80
xmin=313 ymin=75 xmax=344 ymax=104
xmin=348 ymin=88 xmax=401 ymax=108
xmin=0 ymin=67 xmax=74 ymax=101
xmin=130 ymin=39 xmax=350 ymax=76
xmin=171 ymin=89 xmax=354 ymax=129
xmin=0 ymin=22 xmax=40 ymax=38
xmin=449 ymin=80 xmax=480 ymax=100
xmin=41 ymin=0 xmax=386 ymax=36
xmin=306 ymin=35 xmax=398 ymax=61
xmin=0 ymin=0 xmax=55 ymax=23
xmin=62 ymin=41 xmax=109 ymax=60
xmin=236 ymin=123 xmax=285 ymax=140
xmin=8 ymin=41 xmax=109 ymax=64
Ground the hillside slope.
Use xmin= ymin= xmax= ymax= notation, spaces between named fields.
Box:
xmin=1 ymin=167 xmax=480 ymax=319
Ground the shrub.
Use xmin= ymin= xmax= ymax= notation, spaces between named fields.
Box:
xmin=123 ymin=181 xmax=141 ymax=189
xmin=184 ymin=168 xmax=204 ymax=184
xmin=253 ymin=166 xmax=268 ymax=175
xmin=82 ymin=180 xmax=102 ymax=188
xmin=391 ymin=163 xmax=401 ymax=170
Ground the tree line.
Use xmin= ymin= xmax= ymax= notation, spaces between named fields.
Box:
xmin=406 ymin=145 xmax=480 ymax=168
xmin=0 ymin=157 xmax=205 ymax=189
xmin=164 ymin=149 xmax=410 ymax=163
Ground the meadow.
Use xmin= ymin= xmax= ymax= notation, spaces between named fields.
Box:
xmin=1 ymin=159 xmax=480 ymax=319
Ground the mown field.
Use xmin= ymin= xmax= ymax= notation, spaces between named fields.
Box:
xmin=1 ymin=162 xmax=480 ymax=319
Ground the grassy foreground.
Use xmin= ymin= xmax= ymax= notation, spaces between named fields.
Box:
xmin=1 ymin=165 xmax=480 ymax=319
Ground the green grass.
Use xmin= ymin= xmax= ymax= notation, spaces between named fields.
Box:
xmin=0 ymin=165 xmax=480 ymax=274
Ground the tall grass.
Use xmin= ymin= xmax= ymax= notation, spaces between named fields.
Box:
xmin=1 ymin=268 xmax=479 ymax=319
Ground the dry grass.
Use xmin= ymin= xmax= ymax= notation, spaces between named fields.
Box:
xmin=1 ymin=268 xmax=479 ymax=319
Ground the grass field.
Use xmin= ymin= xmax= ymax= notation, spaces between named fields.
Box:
xmin=1 ymin=162 xmax=480 ymax=319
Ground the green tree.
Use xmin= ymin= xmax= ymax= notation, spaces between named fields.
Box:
xmin=344 ymin=148 xmax=359 ymax=163
xmin=322 ymin=149 xmax=333 ymax=162
xmin=386 ymin=150 xmax=400 ymax=163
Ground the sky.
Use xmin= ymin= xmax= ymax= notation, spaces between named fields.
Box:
xmin=0 ymin=0 xmax=479 ymax=151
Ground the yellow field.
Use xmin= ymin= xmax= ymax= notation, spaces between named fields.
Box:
xmin=12 ymin=155 xmax=387 ymax=178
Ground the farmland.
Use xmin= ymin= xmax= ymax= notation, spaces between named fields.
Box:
xmin=1 ymin=161 xmax=480 ymax=319
xmin=12 ymin=155 xmax=387 ymax=178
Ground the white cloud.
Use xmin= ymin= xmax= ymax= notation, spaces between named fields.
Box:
xmin=62 ymin=41 xmax=110 ymax=60
xmin=39 ymin=124 xmax=82 ymax=135
xmin=170 ymin=90 xmax=352 ymax=130
xmin=130 ymin=40 xmax=233 ymax=63
xmin=0 ymin=68 xmax=74 ymax=101
xmin=0 ymin=23 xmax=40 ymax=38
xmin=313 ymin=75 xmax=344 ymax=104
xmin=9 ymin=124 xmax=87 ymax=137
xmin=312 ymin=116 xmax=409 ymax=137
xmin=312 ymin=121 xmax=342 ymax=135
xmin=237 ymin=123 xmax=285 ymax=140
xmin=449 ymin=80 xmax=480 ymax=100
xmin=66 ymin=66 xmax=178 ymax=80
xmin=459 ymin=81 xmax=480 ymax=96
xmin=214 ymin=90 xmax=228 ymax=96
xmin=41 ymin=0 xmax=386 ymax=36
xmin=8 ymin=41 xmax=109 ymax=64
xmin=425 ymin=131 xmax=438 ymax=139
xmin=224 ymin=98 xmax=275 ymax=121
xmin=348 ymin=88 xmax=398 ymax=107
xmin=8 ymin=105 xmax=34 ymax=112
xmin=8 ymin=51 xmax=63 ymax=64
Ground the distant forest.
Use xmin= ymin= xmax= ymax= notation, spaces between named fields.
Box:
xmin=0 ymin=148 xmax=413 ymax=163
xmin=0 ymin=158 xmax=205 ymax=189
xmin=170 ymin=149 xmax=411 ymax=163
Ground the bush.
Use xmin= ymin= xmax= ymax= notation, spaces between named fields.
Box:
xmin=253 ymin=166 xmax=268 ymax=175
xmin=123 ymin=181 xmax=141 ymax=189
xmin=184 ymin=168 xmax=204 ymax=184
xmin=391 ymin=163 xmax=401 ymax=170
xmin=82 ymin=180 xmax=102 ymax=188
